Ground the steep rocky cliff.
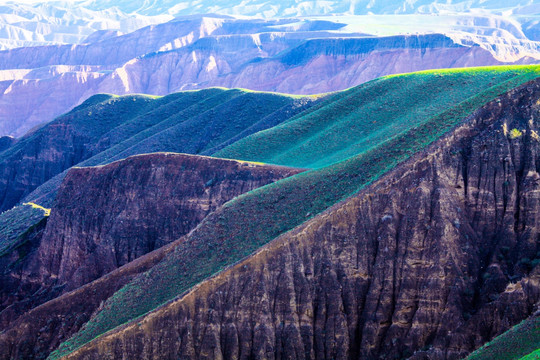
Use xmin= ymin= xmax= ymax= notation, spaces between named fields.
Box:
xmin=119 ymin=34 xmax=500 ymax=96
xmin=0 ymin=94 xmax=155 ymax=212
xmin=60 ymin=79 xmax=540 ymax=359
xmin=36 ymin=153 xmax=303 ymax=291
xmin=0 ymin=234 xmax=179 ymax=360
xmin=0 ymin=88 xmax=311 ymax=214
xmin=0 ymin=153 xmax=302 ymax=358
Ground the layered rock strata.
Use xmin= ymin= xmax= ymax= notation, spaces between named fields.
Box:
xmin=64 ymin=81 xmax=540 ymax=360
xmin=0 ymin=153 xmax=302 ymax=357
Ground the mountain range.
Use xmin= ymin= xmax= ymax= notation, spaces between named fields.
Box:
xmin=0 ymin=1 xmax=539 ymax=360
xmin=2 ymin=10 xmax=540 ymax=137
xmin=0 ymin=65 xmax=539 ymax=359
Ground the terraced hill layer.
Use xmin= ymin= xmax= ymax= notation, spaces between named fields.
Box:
xmin=2 ymin=66 xmax=540 ymax=360
xmin=37 ymin=153 xmax=303 ymax=292
xmin=217 ymin=66 xmax=540 ymax=168
xmin=0 ymin=88 xmax=311 ymax=212
xmin=0 ymin=88 xmax=314 ymax=258
xmin=0 ymin=153 xmax=302 ymax=360
xmin=54 ymin=73 xmax=540 ymax=360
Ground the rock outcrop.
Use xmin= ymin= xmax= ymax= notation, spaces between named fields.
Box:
xmin=0 ymin=136 xmax=14 ymax=152
xmin=0 ymin=115 xmax=97 ymax=212
xmin=62 ymin=81 xmax=540 ymax=360
xmin=36 ymin=153 xmax=303 ymax=291
xmin=0 ymin=153 xmax=303 ymax=354
xmin=0 ymin=93 xmax=151 ymax=212
xmin=0 ymin=238 xmax=178 ymax=360
xmin=0 ymin=88 xmax=310 ymax=214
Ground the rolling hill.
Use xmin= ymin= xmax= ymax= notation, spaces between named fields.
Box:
xmin=0 ymin=65 xmax=539 ymax=359
xmin=1 ymin=10 xmax=540 ymax=137
xmin=0 ymin=87 xmax=315 ymax=261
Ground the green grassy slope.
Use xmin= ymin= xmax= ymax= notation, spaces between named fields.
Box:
xmin=0 ymin=204 xmax=48 ymax=256
xmin=467 ymin=315 xmax=540 ymax=360
xmin=521 ymin=349 xmax=540 ymax=360
xmin=0 ymin=89 xmax=312 ymax=251
xmin=217 ymin=66 xmax=540 ymax=169
xmin=50 ymin=65 xmax=540 ymax=359
xmin=22 ymin=89 xmax=313 ymax=209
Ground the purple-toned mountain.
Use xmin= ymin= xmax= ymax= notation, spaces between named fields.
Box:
xmin=1 ymin=15 xmax=539 ymax=137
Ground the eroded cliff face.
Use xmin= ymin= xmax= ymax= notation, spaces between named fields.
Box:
xmin=36 ymin=153 xmax=303 ymax=291
xmin=0 ymin=153 xmax=302 ymax=358
xmin=118 ymin=35 xmax=501 ymax=95
xmin=0 ymin=94 xmax=139 ymax=213
xmin=0 ymin=122 xmax=92 ymax=212
xmin=65 ymin=83 xmax=540 ymax=359
xmin=0 ymin=239 xmax=178 ymax=360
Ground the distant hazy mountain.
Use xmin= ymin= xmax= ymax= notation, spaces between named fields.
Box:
xmin=76 ymin=0 xmax=540 ymax=17
xmin=0 ymin=1 xmax=172 ymax=49
xmin=0 ymin=0 xmax=537 ymax=50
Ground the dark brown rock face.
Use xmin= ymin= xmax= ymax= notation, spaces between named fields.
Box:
xmin=0 ymin=239 xmax=178 ymax=360
xmin=36 ymin=153 xmax=303 ymax=291
xmin=0 ymin=110 xmax=108 ymax=212
xmin=65 ymin=82 xmax=540 ymax=360
xmin=0 ymin=153 xmax=302 ymax=359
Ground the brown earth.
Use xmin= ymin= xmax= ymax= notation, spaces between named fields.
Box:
xmin=63 ymin=81 xmax=540 ymax=359
xmin=0 ymin=153 xmax=302 ymax=359
xmin=35 ymin=153 xmax=303 ymax=292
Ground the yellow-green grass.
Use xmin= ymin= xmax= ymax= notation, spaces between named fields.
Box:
xmin=21 ymin=88 xmax=315 ymax=209
xmin=0 ymin=88 xmax=314 ymax=256
xmin=22 ymin=202 xmax=51 ymax=216
xmin=51 ymin=65 xmax=540 ymax=359
xmin=521 ymin=349 xmax=540 ymax=360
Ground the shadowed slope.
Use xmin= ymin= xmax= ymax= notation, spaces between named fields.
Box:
xmin=50 ymin=67 xmax=540 ymax=359
xmin=57 ymin=72 xmax=540 ymax=360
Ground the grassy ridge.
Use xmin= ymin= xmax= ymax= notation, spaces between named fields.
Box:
xmin=23 ymin=89 xmax=312 ymax=208
xmin=217 ymin=66 xmax=540 ymax=168
xmin=50 ymin=65 xmax=540 ymax=359
xmin=1 ymin=88 xmax=312 ymax=262
xmin=0 ymin=204 xmax=48 ymax=256
xmin=467 ymin=315 xmax=540 ymax=360
xmin=521 ymin=349 xmax=540 ymax=360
